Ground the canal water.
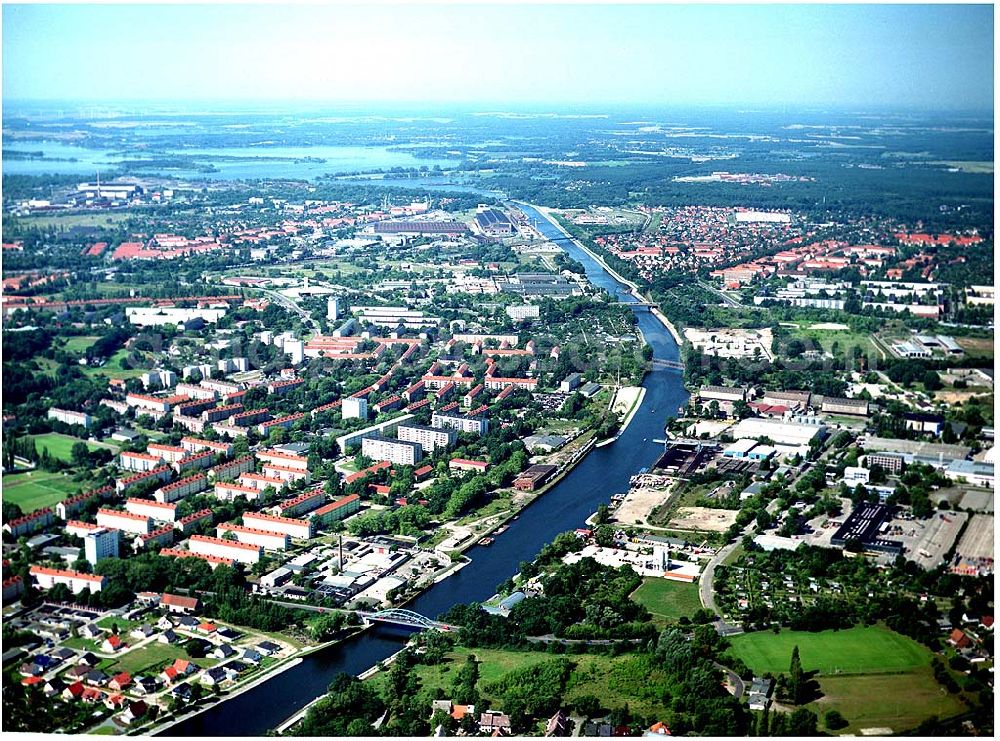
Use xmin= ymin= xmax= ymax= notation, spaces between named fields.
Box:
xmin=161 ymin=204 xmax=688 ymax=736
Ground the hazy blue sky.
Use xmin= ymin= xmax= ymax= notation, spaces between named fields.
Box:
xmin=2 ymin=3 xmax=994 ymax=109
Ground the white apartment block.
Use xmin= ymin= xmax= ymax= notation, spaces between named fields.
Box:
xmin=181 ymin=437 xmax=233 ymax=456
xmin=397 ymin=424 xmax=456 ymax=453
xmin=432 ymin=412 xmax=490 ymax=436
xmin=154 ymin=473 xmax=208 ymax=503
xmin=216 ymin=524 xmax=290 ymax=551
xmin=361 ymin=435 xmax=423 ymax=466
xmin=256 ymin=450 xmax=309 ymax=471
xmin=141 ymin=369 xmax=177 ymax=389
xmin=125 ymin=497 xmax=178 ymax=523
xmin=83 ymin=528 xmax=120 ymax=565
xmin=182 ymin=364 xmax=214 ymax=380
xmin=262 ymin=464 xmax=312 ymax=484
xmin=175 ymin=383 xmax=219 ymax=401
xmin=342 ymin=397 xmax=368 ymax=420
xmin=239 ymin=473 xmax=286 ymax=492
xmin=47 ymin=408 xmax=93 ymax=428
xmin=120 ymin=451 xmax=162 ymax=473
xmin=30 ymin=566 xmax=105 ymax=594
xmin=148 ymin=444 xmax=188 ymax=465
xmin=96 ymin=508 xmax=152 ymax=535
xmin=241 ymin=512 xmax=314 ymax=540
xmin=188 ymin=534 xmax=262 ymax=565
xmin=125 ymin=394 xmax=170 ymax=414
xmin=214 ymin=482 xmax=265 ymax=503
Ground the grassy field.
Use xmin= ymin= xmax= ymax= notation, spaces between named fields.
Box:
xmin=785 ymin=327 xmax=877 ymax=361
xmin=806 ymin=666 xmax=966 ymax=734
xmin=21 ymin=212 xmax=131 ymax=230
xmin=630 ymin=578 xmax=702 ymax=625
xmin=81 ymin=348 xmax=152 ymax=380
xmin=367 ymin=648 xmax=678 ymax=719
xmin=99 ymin=643 xmax=218 ymax=676
xmin=62 ymin=336 xmax=101 ymax=354
xmin=2 ymin=470 xmax=83 ymax=512
xmin=727 ymin=625 xmax=932 ymax=676
xmin=29 ymin=433 xmax=118 ymax=463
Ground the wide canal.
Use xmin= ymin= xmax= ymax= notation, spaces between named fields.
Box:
xmin=161 ymin=203 xmax=688 ymax=736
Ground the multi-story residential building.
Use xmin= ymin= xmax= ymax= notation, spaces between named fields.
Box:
xmin=134 ymin=525 xmax=175 ymax=551
xmin=214 ymin=482 xmax=265 ymax=503
xmin=215 ymin=524 xmax=290 ymax=551
xmin=342 ymin=397 xmax=368 ymax=420
xmin=257 ymin=413 xmax=305 ymax=436
xmin=432 ymin=412 xmax=490 ymax=436
xmin=56 ymin=486 xmax=113 ymax=520
xmin=148 ymin=443 xmax=188 ymax=465
xmin=311 ymin=494 xmax=361 ymax=527
xmin=278 ymin=488 xmax=325 ymax=517
xmin=403 ymin=380 xmax=425 ymax=402
xmin=362 ymin=435 xmax=423 ymax=465
xmin=180 ymin=437 xmax=233 ymax=456
xmin=175 ymin=450 xmax=216 ymax=474
xmin=174 ymin=383 xmax=219 ymax=401
xmin=96 ymin=508 xmax=152 ymax=535
xmin=65 ymin=520 xmax=102 ymax=538
xmin=398 ymin=424 xmax=457 ymax=453
xmin=505 ymin=304 xmax=540 ymax=322
xmin=120 ymin=451 xmax=162 ymax=473
xmin=239 ymin=473 xmax=286 ymax=493
xmin=83 ymin=528 xmax=119 ymax=566
xmin=47 ymin=408 xmax=93 ymax=428
xmin=160 ymin=547 xmax=234 ymax=569
xmin=256 ymin=450 xmax=309 ymax=471
xmin=202 ymin=403 xmax=244 ymax=423
xmin=208 ymin=455 xmax=256 ymax=483
xmin=125 ymin=498 xmax=177 ymax=523
xmin=125 ymin=393 xmax=172 ymax=414
xmin=3 ymin=509 xmax=55 ymax=538
xmin=153 ymin=473 xmax=208 ymax=503
xmin=267 ymin=378 xmax=304 ymax=395
xmin=200 ymin=379 xmax=242 ymax=396
xmin=30 ymin=566 xmax=105 ymax=594
xmin=262 ymin=463 xmax=311 ymax=484
xmin=174 ymin=508 xmax=214 ymax=535
xmin=115 ymin=465 xmax=172 ymax=494
xmin=241 ymin=512 xmax=314 ymax=540
xmin=188 ymin=535 xmax=262 ymax=565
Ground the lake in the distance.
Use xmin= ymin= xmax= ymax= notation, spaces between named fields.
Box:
xmin=1 ymin=141 xmax=460 ymax=180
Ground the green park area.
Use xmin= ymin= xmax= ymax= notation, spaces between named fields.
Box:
xmin=62 ymin=336 xmax=101 ymax=354
xmin=783 ymin=324 xmax=878 ymax=361
xmin=629 ymin=577 xmax=702 ymax=625
xmin=727 ymin=625 xmax=964 ymax=734
xmin=805 ymin=666 xmax=966 ymax=734
xmin=727 ymin=625 xmax=930 ymax=675
xmin=81 ymin=348 xmax=151 ymax=379
xmin=29 ymin=432 xmax=118 ymax=463
xmin=98 ymin=643 xmax=219 ymax=677
xmin=367 ymin=648 xmax=677 ymax=720
xmin=2 ymin=470 xmax=83 ymax=513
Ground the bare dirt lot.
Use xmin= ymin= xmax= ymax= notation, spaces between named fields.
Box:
xmin=611 ymin=477 xmax=675 ymax=525
xmin=668 ymin=506 xmax=739 ymax=533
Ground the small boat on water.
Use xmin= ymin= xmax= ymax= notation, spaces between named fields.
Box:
xmin=478 ymin=537 xmax=494 ymax=546
xmin=495 ymin=526 xmax=508 ymax=535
